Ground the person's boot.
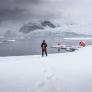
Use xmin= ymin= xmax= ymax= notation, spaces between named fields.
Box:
xmin=45 ymin=51 xmax=47 ymax=56
xmin=42 ymin=52 xmax=44 ymax=56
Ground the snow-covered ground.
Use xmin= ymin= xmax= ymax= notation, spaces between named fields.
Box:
xmin=0 ymin=46 xmax=92 ymax=92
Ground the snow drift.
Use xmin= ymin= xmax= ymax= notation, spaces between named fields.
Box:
xmin=0 ymin=46 xmax=92 ymax=92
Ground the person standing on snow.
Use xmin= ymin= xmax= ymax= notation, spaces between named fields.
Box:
xmin=57 ymin=42 xmax=61 ymax=52
xmin=41 ymin=40 xmax=48 ymax=56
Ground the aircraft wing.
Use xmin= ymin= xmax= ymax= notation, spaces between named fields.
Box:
xmin=51 ymin=45 xmax=79 ymax=52
xmin=51 ymin=45 xmax=67 ymax=49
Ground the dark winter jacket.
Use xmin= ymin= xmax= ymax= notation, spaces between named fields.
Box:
xmin=41 ymin=42 xmax=47 ymax=50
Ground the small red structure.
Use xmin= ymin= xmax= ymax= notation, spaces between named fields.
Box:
xmin=79 ymin=40 xmax=86 ymax=47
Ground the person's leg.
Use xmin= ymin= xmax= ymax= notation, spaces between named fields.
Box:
xmin=58 ymin=48 xmax=60 ymax=52
xmin=42 ymin=49 xmax=44 ymax=56
xmin=45 ymin=49 xmax=47 ymax=56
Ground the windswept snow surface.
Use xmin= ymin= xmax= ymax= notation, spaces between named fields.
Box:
xmin=0 ymin=46 xmax=92 ymax=92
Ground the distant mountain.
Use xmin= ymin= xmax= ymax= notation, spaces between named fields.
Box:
xmin=26 ymin=31 xmax=92 ymax=38
xmin=19 ymin=22 xmax=44 ymax=34
xmin=4 ymin=30 xmax=17 ymax=38
xmin=60 ymin=32 xmax=92 ymax=38
xmin=3 ymin=30 xmax=92 ymax=41
xmin=19 ymin=20 xmax=56 ymax=34
xmin=41 ymin=21 xmax=56 ymax=28
xmin=48 ymin=31 xmax=92 ymax=38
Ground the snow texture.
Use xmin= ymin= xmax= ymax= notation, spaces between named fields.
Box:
xmin=0 ymin=46 xmax=92 ymax=92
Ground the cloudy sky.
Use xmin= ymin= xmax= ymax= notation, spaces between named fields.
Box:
xmin=0 ymin=0 xmax=73 ymax=21
xmin=0 ymin=0 xmax=92 ymax=34
xmin=0 ymin=0 xmax=39 ymax=22
xmin=1 ymin=0 xmax=92 ymax=21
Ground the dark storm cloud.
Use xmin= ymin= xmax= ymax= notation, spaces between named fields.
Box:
xmin=15 ymin=0 xmax=39 ymax=4
xmin=0 ymin=0 xmax=80 ymax=23
xmin=0 ymin=8 xmax=26 ymax=21
xmin=0 ymin=0 xmax=67 ymax=22
xmin=0 ymin=0 xmax=39 ymax=8
xmin=0 ymin=0 xmax=40 ymax=22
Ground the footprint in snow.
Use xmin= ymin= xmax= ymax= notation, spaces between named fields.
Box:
xmin=46 ymin=73 xmax=55 ymax=80
xmin=43 ymin=68 xmax=56 ymax=81
xmin=32 ymin=81 xmax=45 ymax=92
xmin=37 ymin=81 xmax=45 ymax=88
